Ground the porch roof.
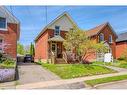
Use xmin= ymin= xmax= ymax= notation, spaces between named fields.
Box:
xmin=48 ymin=35 xmax=65 ymax=42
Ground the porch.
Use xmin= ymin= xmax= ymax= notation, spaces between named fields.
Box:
xmin=48 ymin=36 xmax=66 ymax=64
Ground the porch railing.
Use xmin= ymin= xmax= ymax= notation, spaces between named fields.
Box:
xmin=62 ymin=51 xmax=68 ymax=63
xmin=50 ymin=51 xmax=56 ymax=64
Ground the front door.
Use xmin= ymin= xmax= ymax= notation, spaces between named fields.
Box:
xmin=51 ymin=43 xmax=57 ymax=57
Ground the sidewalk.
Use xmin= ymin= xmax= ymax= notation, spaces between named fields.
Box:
xmin=16 ymin=71 xmax=127 ymax=89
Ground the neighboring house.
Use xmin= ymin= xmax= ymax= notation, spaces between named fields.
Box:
xmin=34 ymin=12 xmax=117 ymax=63
xmin=0 ymin=6 xmax=20 ymax=59
xmin=86 ymin=22 xmax=118 ymax=61
xmin=116 ymin=32 xmax=127 ymax=59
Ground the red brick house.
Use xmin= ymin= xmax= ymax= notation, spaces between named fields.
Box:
xmin=116 ymin=32 xmax=127 ymax=59
xmin=86 ymin=22 xmax=118 ymax=61
xmin=0 ymin=6 xmax=20 ymax=59
xmin=35 ymin=12 xmax=117 ymax=63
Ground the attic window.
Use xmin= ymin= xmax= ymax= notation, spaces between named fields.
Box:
xmin=0 ymin=17 xmax=7 ymax=30
xmin=54 ymin=26 xmax=60 ymax=36
xmin=99 ymin=33 xmax=104 ymax=42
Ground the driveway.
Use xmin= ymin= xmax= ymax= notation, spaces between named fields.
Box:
xmin=94 ymin=80 xmax=127 ymax=89
xmin=18 ymin=62 xmax=60 ymax=85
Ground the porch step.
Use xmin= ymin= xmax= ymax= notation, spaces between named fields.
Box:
xmin=56 ymin=58 xmax=66 ymax=64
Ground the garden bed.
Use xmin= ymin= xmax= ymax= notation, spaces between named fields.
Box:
xmin=41 ymin=63 xmax=116 ymax=79
xmin=0 ymin=59 xmax=16 ymax=82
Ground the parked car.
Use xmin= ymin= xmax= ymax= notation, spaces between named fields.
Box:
xmin=24 ymin=54 xmax=34 ymax=63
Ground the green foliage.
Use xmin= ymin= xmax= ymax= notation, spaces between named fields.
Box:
xmin=0 ymin=52 xmax=7 ymax=63
xmin=42 ymin=64 xmax=116 ymax=79
xmin=63 ymin=26 xmax=108 ymax=61
xmin=85 ymin=74 xmax=127 ymax=87
xmin=119 ymin=48 xmax=127 ymax=61
xmin=30 ymin=42 xmax=35 ymax=56
xmin=17 ymin=42 xmax=25 ymax=55
xmin=0 ymin=59 xmax=15 ymax=68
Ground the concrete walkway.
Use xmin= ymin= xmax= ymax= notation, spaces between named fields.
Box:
xmin=96 ymin=64 xmax=127 ymax=72
xmin=94 ymin=79 xmax=127 ymax=89
xmin=16 ymin=71 xmax=127 ymax=89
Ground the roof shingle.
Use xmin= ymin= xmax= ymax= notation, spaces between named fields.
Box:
xmin=116 ymin=32 xmax=127 ymax=42
xmin=86 ymin=22 xmax=108 ymax=37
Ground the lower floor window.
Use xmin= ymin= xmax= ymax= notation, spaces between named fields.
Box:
xmin=0 ymin=39 xmax=3 ymax=53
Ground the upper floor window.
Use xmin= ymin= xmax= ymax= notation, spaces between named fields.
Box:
xmin=109 ymin=35 xmax=113 ymax=43
xmin=54 ymin=26 xmax=60 ymax=36
xmin=0 ymin=17 xmax=7 ymax=29
xmin=99 ymin=33 xmax=104 ymax=42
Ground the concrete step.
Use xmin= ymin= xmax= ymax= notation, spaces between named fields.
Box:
xmin=56 ymin=58 xmax=66 ymax=64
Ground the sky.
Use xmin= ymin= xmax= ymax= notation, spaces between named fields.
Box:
xmin=6 ymin=6 xmax=127 ymax=46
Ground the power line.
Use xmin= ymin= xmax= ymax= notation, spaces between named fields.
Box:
xmin=45 ymin=6 xmax=48 ymax=25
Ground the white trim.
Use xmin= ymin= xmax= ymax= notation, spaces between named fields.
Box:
xmin=54 ymin=25 xmax=60 ymax=36
xmin=0 ymin=17 xmax=8 ymax=31
xmin=109 ymin=35 xmax=113 ymax=43
xmin=51 ymin=42 xmax=57 ymax=57
xmin=99 ymin=33 xmax=104 ymax=42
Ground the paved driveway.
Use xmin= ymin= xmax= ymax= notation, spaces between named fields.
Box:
xmin=95 ymin=80 xmax=127 ymax=89
xmin=18 ymin=63 xmax=60 ymax=85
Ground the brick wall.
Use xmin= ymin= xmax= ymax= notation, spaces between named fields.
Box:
xmin=116 ymin=41 xmax=127 ymax=59
xmin=0 ymin=23 xmax=18 ymax=59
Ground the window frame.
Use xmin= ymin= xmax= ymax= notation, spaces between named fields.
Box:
xmin=99 ymin=33 xmax=104 ymax=42
xmin=0 ymin=17 xmax=7 ymax=31
xmin=0 ymin=38 xmax=4 ymax=53
xmin=109 ymin=35 xmax=113 ymax=43
xmin=54 ymin=26 xmax=60 ymax=36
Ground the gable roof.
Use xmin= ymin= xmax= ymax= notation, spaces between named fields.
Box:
xmin=116 ymin=32 xmax=127 ymax=42
xmin=86 ymin=22 xmax=117 ymax=38
xmin=0 ymin=6 xmax=19 ymax=24
xmin=35 ymin=12 xmax=78 ymax=42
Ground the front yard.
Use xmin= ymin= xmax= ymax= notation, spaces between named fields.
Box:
xmin=107 ymin=60 xmax=127 ymax=69
xmin=42 ymin=63 xmax=116 ymax=79
xmin=85 ymin=74 xmax=127 ymax=87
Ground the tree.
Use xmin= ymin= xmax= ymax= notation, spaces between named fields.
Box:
xmin=30 ymin=42 xmax=35 ymax=56
xmin=63 ymin=26 xmax=108 ymax=63
xmin=17 ymin=42 xmax=25 ymax=55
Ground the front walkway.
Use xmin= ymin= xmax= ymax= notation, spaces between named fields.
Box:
xmin=94 ymin=79 xmax=127 ymax=89
xmin=16 ymin=70 xmax=127 ymax=89
xmin=96 ymin=64 xmax=127 ymax=72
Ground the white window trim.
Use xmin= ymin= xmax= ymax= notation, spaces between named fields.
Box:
xmin=99 ymin=33 xmax=104 ymax=42
xmin=0 ymin=17 xmax=8 ymax=31
xmin=54 ymin=26 xmax=60 ymax=36
xmin=109 ymin=35 xmax=113 ymax=43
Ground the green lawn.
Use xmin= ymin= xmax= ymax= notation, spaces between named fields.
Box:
xmin=85 ymin=74 xmax=127 ymax=87
xmin=107 ymin=60 xmax=127 ymax=69
xmin=42 ymin=63 xmax=116 ymax=79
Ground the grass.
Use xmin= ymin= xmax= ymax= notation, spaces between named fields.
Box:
xmin=42 ymin=63 xmax=116 ymax=79
xmin=85 ymin=74 xmax=127 ymax=87
xmin=106 ymin=60 xmax=127 ymax=69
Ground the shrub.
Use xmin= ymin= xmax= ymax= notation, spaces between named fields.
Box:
xmin=0 ymin=53 xmax=8 ymax=63
xmin=0 ymin=59 xmax=15 ymax=69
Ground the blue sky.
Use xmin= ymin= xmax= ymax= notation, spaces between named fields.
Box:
xmin=6 ymin=6 xmax=127 ymax=46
